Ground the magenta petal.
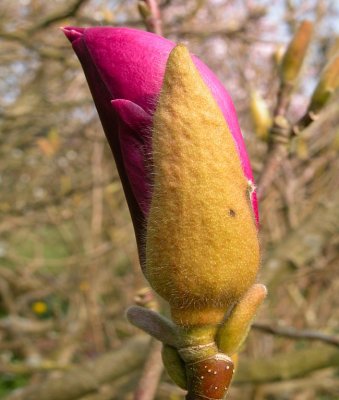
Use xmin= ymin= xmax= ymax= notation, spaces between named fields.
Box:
xmin=77 ymin=27 xmax=172 ymax=113
xmin=61 ymin=27 xmax=84 ymax=43
xmin=111 ymin=99 xmax=152 ymax=215
xmin=63 ymin=26 xmax=147 ymax=263
xmin=111 ymin=99 xmax=152 ymax=132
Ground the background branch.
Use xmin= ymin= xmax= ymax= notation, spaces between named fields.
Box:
xmin=253 ymin=322 xmax=339 ymax=347
xmin=4 ymin=337 xmax=339 ymax=400
xmin=133 ymin=339 xmax=164 ymax=400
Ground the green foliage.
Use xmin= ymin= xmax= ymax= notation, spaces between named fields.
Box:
xmin=0 ymin=374 xmax=29 ymax=398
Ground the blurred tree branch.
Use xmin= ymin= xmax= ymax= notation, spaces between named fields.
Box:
xmin=253 ymin=322 xmax=339 ymax=347
xmin=264 ymin=186 xmax=339 ymax=289
xmin=4 ymin=336 xmax=150 ymax=400
xmin=30 ymin=0 xmax=89 ymax=32
xmin=3 ymin=336 xmax=339 ymax=400
xmin=235 ymin=345 xmax=339 ymax=384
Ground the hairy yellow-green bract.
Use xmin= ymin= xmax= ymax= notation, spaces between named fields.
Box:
xmin=145 ymin=45 xmax=260 ymax=326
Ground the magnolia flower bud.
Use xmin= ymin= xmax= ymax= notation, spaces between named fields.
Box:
xmin=63 ymin=27 xmax=259 ymax=270
xmin=250 ymin=90 xmax=272 ymax=141
xmin=308 ymin=54 xmax=339 ymax=114
xmin=280 ymin=20 xmax=314 ymax=85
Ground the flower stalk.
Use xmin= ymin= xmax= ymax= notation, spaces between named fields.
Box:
xmin=137 ymin=0 xmax=163 ymax=36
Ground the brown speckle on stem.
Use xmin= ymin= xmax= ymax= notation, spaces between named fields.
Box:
xmin=185 ymin=354 xmax=234 ymax=400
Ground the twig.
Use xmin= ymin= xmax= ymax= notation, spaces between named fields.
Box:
xmin=253 ymin=322 xmax=339 ymax=347
xmin=0 ymin=316 xmax=53 ymax=334
xmin=85 ymin=140 xmax=105 ymax=352
xmin=30 ymin=0 xmax=89 ymax=32
xmin=138 ymin=0 xmax=163 ymax=36
xmin=256 ymin=84 xmax=292 ymax=201
xmin=234 ymin=345 xmax=339 ymax=384
xmin=2 ymin=178 xmax=114 ymax=218
xmin=171 ymin=0 xmax=206 ymax=25
xmin=263 ymin=188 xmax=339 ymax=289
xmin=4 ymin=336 xmax=150 ymax=400
xmin=4 ymin=336 xmax=339 ymax=400
xmin=245 ymin=372 xmax=339 ymax=397
xmin=133 ymin=339 xmax=164 ymax=400
xmin=0 ymin=278 xmax=17 ymax=314
xmin=168 ymin=7 xmax=265 ymax=39
xmin=0 ymin=361 xmax=70 ymax=375
xmin=257 ymin=21 xmax=314 ymax=200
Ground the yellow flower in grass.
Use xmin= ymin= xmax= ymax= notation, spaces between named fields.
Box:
xmin=32 ymin=301 xmax=48 ymax=315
